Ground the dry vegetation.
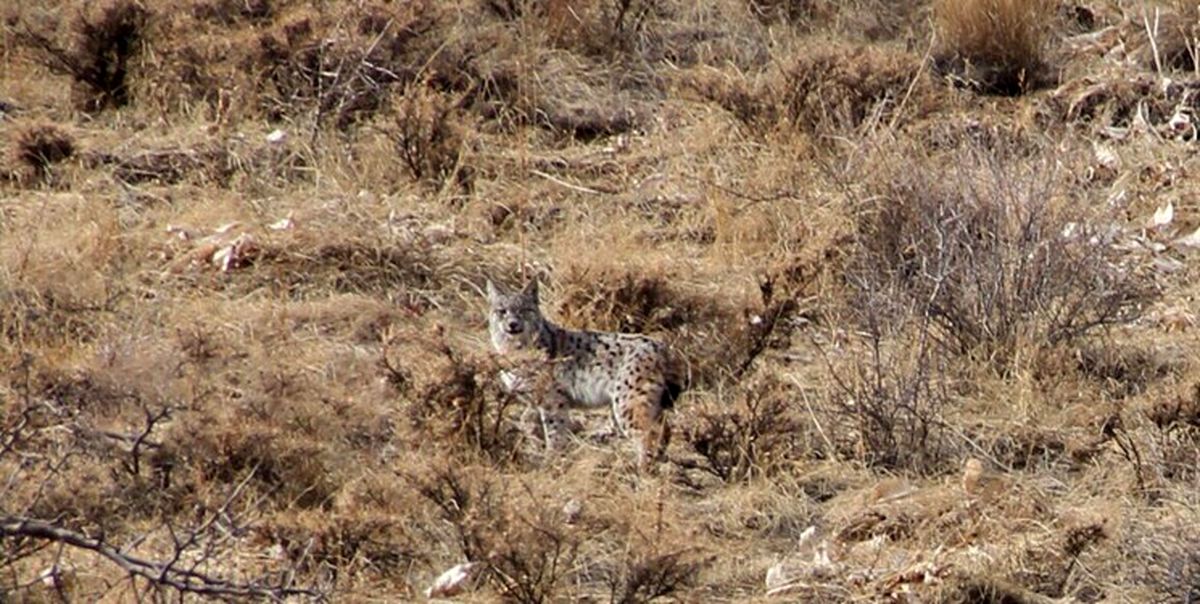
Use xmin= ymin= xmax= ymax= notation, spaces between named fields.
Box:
xmin=3 ymin=0 xmax=1200 ymax=601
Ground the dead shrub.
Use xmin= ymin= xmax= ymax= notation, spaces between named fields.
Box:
xmin=606 ymin=547 xmax=705 ymax=604
xmin=817 ymin=309 xmax=958 ymax=473
xmin=391 ymin=82 xmax=473 ymax=189
xmin=933 ymin=0 xmax=1056 ymax=95
xmin=10 ymin=123 xmax=75 ymax=183
xmin=848 ymin=141 xmax=1153 ymax=368
xmin=410 ymin=464 xmax=581 ymax=603
xmin=685 ymin=376 xmax=806 ymax=481
xmin=252 ymin=7 xmax=437 ymax=130
xmin=384 ymin=326 xmax=525 ymax=466
xmin=14 ymin=0 xmax=149 ymax=111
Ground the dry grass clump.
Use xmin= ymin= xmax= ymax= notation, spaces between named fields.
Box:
xmin=694 ymin=41 xmax=931 ymax=135
xmin=934 ymin=0 xmax=1057 ymax=94
xmin=9 ymin=122 xmax=75 ymax=183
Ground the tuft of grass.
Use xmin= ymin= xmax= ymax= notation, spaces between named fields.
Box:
xmin=10 ymin=122 xmax=75 ymax=183
xmin=693 ymin=41 xmax=930 ymax=135
xmin=934 ymin=0 xmax=1057 ymax=94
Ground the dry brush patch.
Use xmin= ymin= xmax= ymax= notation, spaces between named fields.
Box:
xmin=844 ymin=139 xmax=1155 ymax=368
xmin=5 ymin=0 xmax=1200 ymax=600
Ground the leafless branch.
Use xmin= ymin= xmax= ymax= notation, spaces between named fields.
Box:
xmin=0 ymin=516 xmax=322 ymax=601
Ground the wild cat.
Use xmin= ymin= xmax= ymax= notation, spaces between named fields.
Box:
xmin=486 ymin=279 xmax=682 ymax=470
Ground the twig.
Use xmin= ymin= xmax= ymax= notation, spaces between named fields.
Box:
xmin=888 ymin=31 xmax=935 ymax=133
xmin=530 ymin=169 xmax=613 ymax=195
xmin=1142 ymin=2 xmax=1164 ymax=79
xmin=790 ymin=376 xmax=837 ymax=459
xmin=682 ymin=174 xmax=802 ymax=214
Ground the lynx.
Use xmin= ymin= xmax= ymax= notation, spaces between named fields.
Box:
xmin=486 ymin=279 xmax=681 ymax=470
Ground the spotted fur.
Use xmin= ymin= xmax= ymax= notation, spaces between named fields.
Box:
xmin=486 ymin=279 xmax=681 ymax=469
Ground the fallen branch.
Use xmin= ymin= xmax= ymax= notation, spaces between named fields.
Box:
xmin=0 ymin=516 xmax=321 ymax=601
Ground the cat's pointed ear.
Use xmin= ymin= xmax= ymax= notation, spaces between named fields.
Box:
xmin=522 ymin=279 xmax=539 ymax=303
xmin=485 ymin=279 xmax=500 ymax=304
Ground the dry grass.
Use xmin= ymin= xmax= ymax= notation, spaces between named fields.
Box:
xmin=934 ymin=0 xmax=1057 ymax=94
xmin=2 ymin=0 xmax=1200 ymax=601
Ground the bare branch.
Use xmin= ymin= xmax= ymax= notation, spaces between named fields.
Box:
xmin=0 ymin=516 xmax=322 ymax=601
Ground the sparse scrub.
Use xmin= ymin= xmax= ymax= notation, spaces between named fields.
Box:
xmin=817 ymin=311 xmax=958 ymax=472
xmin=3 ymin=0 xmax=1200 ymax=600
xmin=848 ymin=141 xmax=1153 ymax=368
xmin=934 ymin=0 xmax=1056 ymax=94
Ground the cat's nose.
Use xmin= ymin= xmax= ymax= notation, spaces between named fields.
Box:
xmin=505 ymin=321 xmax=522 ymax=334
